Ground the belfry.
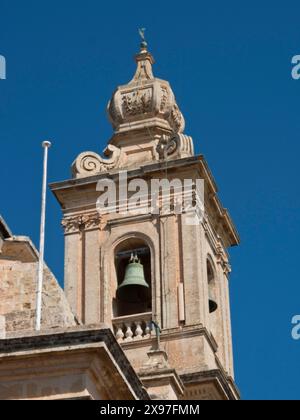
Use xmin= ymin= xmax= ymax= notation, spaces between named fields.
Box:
xmin=51 ymin=38 xmax=240 ymax=400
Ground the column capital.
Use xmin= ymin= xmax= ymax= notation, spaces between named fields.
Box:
xmin=61 ymin=212 xmax=103 ymax=234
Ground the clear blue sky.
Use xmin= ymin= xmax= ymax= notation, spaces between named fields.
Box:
xmin=1 ymin=0 xmax=300 ymax=400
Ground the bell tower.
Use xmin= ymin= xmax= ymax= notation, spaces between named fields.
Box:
xmin=51 ymin=38 xmax=240 ymax=400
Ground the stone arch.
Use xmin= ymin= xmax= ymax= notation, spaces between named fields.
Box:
xmin=102 ymin=230 xmax=158 ymax=321
xmin=207 ymin=254 xmax=218 ymax=314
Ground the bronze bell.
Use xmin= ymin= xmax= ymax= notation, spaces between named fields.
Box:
xmin=117 ymin=254 xmax=149 ymax=303
xmin=209 ymin=290 xmax=218 ymax=313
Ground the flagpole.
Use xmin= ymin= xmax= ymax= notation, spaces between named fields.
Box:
xmin=35 ymin=141 xmax=52 ymax=332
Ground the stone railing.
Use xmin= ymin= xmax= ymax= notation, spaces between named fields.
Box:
xmin=112 ymin=312 xmax=152 ymax=343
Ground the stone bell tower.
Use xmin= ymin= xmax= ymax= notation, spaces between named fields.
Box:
xmin=51 ymin=38 xmax=240 ymax=400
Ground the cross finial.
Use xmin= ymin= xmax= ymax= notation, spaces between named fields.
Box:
xmin=138 ymin=27 xmax=147 ymax=49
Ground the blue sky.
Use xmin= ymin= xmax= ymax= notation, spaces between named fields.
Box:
xmin=1 ymin=0 xmax=300 ymax=400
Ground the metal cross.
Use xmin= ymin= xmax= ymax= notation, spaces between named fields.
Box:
xmin=139 ymin=28 xmax=146 ymax=43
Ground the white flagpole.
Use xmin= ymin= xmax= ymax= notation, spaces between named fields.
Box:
xmin=35 ymin=141 xmax=52 ymax=332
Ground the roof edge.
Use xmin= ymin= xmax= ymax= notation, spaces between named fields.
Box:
xmin=0 ymin=216 xmax=12 ymax=238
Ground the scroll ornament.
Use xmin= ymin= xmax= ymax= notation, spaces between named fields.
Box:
xmin=156 ymin=133 xmax=195 ymax=160
xmin=72 ymin=144 xmax=125 ymax=178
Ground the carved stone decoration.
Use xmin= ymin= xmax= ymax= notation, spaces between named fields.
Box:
xmin=62 ymin=213 xmax=102 ymax=234
xmin=61 ymin=216 xmax=83 ymax=234
xmin=122 ymin=88 xmax=153 ymax=117
xmin=157 ymin=133 xmax=195 ymax=160
xmin=170 ymin=104 xmax=185 ymax=133
xmin=82 ymin=213 xmax=103 ymax=230
xmin=72 ymin=145 xmax=125 ymax=179
xmin=160 ymin=85 xmax=169 ymax=113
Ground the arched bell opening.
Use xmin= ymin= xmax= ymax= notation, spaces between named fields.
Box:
xmin=113 ymin=238 xmax=152 ymax=317
xmin=207 ymin=257 xmax=218 ymax=314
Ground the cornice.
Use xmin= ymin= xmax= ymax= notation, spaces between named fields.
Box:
xmin=51 ymin=155 xmax=240 ymax=247
xmin=181 ymin=369 xmax=241 ymax=401
xmin=0 ymin=216 xmax=12 ymax=239
xmin=0 ymin=326 xmax=150 ymax=401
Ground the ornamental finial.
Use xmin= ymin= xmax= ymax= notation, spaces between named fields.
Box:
xmin=138 ymin=27 xmax=147 ymax=50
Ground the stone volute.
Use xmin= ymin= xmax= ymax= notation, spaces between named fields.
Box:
xmin=72 ymin=40 xmax=194 ymax=179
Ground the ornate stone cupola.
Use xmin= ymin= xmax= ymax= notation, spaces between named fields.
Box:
xmin=72 ymin=41 xmax=194 ymax=178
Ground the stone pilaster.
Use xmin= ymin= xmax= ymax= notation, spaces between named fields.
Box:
xmin=159 ymin=214 xmax=180 ymax=329
xmin=215 ymin=239 xmax=233 ymax=377
xmin=180 ymin=213 xmax=207 ymax=327
xmin=62 ymin=213 xmax=102 ymax=324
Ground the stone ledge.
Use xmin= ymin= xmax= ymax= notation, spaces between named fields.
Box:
xmin=0 ymin=325 xmax=149 ymax=401
xmin=0 ymin=216 xmax=11 ymax=239
xmin=0 ymin=236 xmax=38 ymax=263
xmin=120 ymin=325 xmax=218 ymax=354
xmin=181 ymin=369 xmax=241 ymax=401
xmin=140 ymin=369 xmax=184 ymax=400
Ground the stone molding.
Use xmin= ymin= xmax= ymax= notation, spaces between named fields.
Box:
xmin=51 ymin=156 xmax=240 ymax=247
xmin=0 ymin=326 xmax=150 ymax=401
xmin=181 ymin=369 xmax=240 ymax=401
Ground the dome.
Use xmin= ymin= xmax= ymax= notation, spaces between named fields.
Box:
xmin=107 ymin=43 xmax=185 ymax=134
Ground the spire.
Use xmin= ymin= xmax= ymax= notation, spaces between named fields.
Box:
xmin=130 ymin=28 xmax=154 ymax=83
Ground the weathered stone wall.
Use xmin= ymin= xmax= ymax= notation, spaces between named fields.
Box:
xmin=0 ymin=260 xmax=76 ymax=332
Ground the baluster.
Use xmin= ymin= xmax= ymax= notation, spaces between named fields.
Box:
xmin=145 ymin=321 xmax=151 ymax=339
xmin=135 ymin=321 xmax=143 ymax=340
xmin=115 ymin=324 xmax=125 ymax=342
xmin=124 ymin=323 xmax=133 ymax=342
